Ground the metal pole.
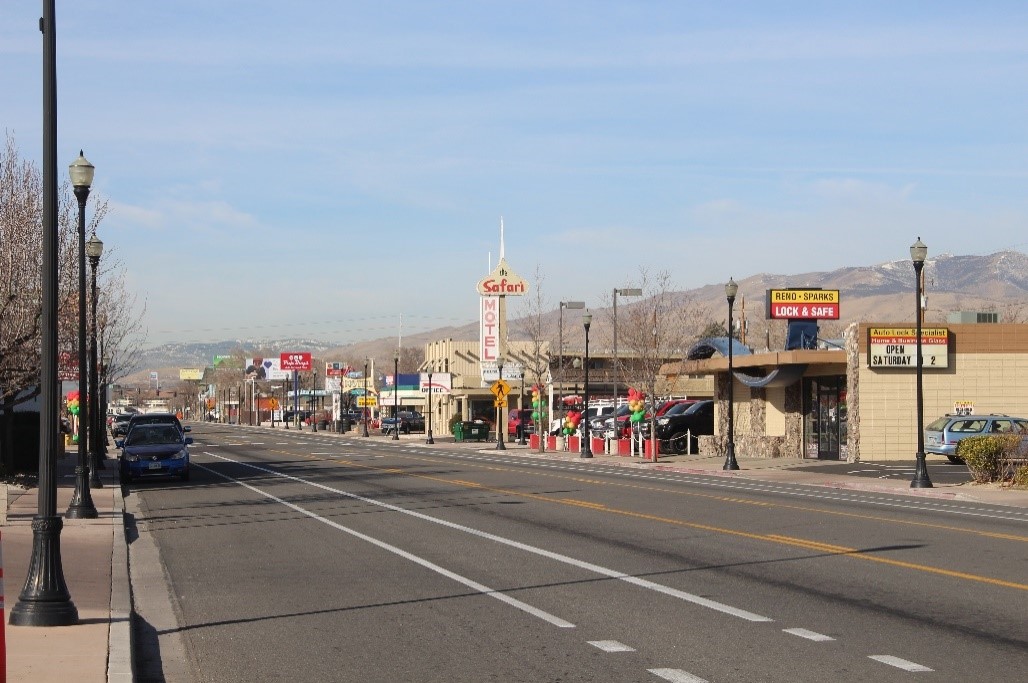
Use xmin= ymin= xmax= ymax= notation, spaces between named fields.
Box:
xmin=910 ymin=238 xmax=933 ymax=488
xmin=518 ymin=371 xmax=527 ymax=445
xmin=11 ymin=0 xmax=79 ymax=626
xmin=362 ymin=360 xmax=370 ymax=437
xmin=582 ymin=312 xmax=593 ymax=458
xmin=426 ymin=371 xmax=435 ymax=444
xmin=66 ymin=162 xmax=97 ymax=516
xmin=392 ymin=355 xmax=400 ymax=440
xmin=723 ymin=278 xmax=739 ymax=470
xmin=87 ymin=236 xmax=104 ymax=485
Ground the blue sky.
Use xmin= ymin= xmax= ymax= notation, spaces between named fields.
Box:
xmin=3 ymin=2 xmax=1026 ymax=346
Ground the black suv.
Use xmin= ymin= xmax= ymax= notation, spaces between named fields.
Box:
xmin=653 ymin=400 xmax=714 ymax=454
xmin=380 ymin=411 xmax=425 ymax=435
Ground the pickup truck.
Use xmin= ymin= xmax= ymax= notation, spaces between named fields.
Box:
xmin=380 ymin=411 xmax=425 ymax=435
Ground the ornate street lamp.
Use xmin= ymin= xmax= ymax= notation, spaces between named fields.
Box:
xmin=495 ymin=354 xmax=506 ymax=450
xmin=723 ymin=278 xmax=740 ymax=471
xmin=362 ymin=359 xmax=370 ymax=437
xmin=10 ymin=1 xmax=79 ymax=625
xmin=311 ymin=368 xmax=318 ymax=431
xmin=518 ymin=370 xmax=527 ymax=445
xmin=910 ymin=238 xmax=934 ymax=489
xmin=393 ymin=353 xmax=400 ymax=440
xmin=86 ymin=233 xmax=104 ymax=487
xmin=426 ymin=368 xmax=435 ymax=444
xmin=66 ymin=152 xmax=98 ymax=518
xmin=582 ymin=311 xmax=593 ymax=458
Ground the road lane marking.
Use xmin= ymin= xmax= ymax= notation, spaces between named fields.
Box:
xmin=868 ymin=655 xmax=933 ymax=672
xmin=194 ymin=461 xmax=576 ymax=629
xmin=783 ymin=628 xmax=834 ymax=641
xmin=588 ymin=640 xmax=635 ymax=652
xmin=648 ymin=669 xmax=709 ymax=682
xmin=203 ymin=452 xmax=774 ymax=622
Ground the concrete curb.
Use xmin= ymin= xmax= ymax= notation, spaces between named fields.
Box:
xmin=108 ymin=478 xmax=133 ymax=682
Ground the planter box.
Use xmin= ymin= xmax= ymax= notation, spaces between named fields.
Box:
xmin=546 ymin=435 xmax=559 ymax=450
xmin=529 ymin=434 xmax=540 ymax=449
xmin=644 ymin=438 xmax=661 ymax=459
xmin=591 ymin=437 xmax=605 ymax=454
xmin=566 ymin=436 xmax=580 ymax=452
xmin=617 ymin=439 xmax=633 ymax=456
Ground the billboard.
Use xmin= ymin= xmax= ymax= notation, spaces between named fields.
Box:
xmin=766 ymin=289 xmax=840 ymax=320
xmin=246 ymin=357 xmax=291 ymax=380
xmin=867 ymin=327 xmax=949 ymax=368
xmin=280 ymin=352 xmax=312 ymax=372
xmin=179 ymin=368 xmax=203 ymax=381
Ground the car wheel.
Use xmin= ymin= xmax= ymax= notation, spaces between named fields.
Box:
xmin=670 ymin=433 xmax=688 ymax=455
xmin=946 ymin=455 xmax=964 ymax=464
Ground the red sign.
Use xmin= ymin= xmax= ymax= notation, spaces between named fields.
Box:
xmin=280 ymin=352 xmax=312 ymax=371
xmin=58 ymin=351 xmax=79 ymax=381
xmin=768 ymin=302 xmax=840 ymax=320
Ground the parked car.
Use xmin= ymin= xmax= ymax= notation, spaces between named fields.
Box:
xmin=650 ymin=400 xmax=715 ymax=454
xmin=126 ymin=412 xmax=189 ymax=435
xmin=925 ymin=413 xmax=1028 ymax=463
xmin=508 ymin=409 xmax=535 ymax=439
xmin=110 ymin=413 xmax=135 ymax=438
xmin=380 ymin=411 xmax=426 ymax=435
xmin=117 ymin=423 xmax=193 ymax=484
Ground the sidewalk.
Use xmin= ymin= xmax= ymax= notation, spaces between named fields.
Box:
xmin=2 ymin=452 xmax=130 ymax=683
xmin=3 ymin=425 xmax=1025 ymax=683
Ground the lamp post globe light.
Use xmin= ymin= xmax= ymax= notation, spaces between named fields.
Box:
xmin=66 ymin=151 xmax=98 ymax=518
xmin=393 ymin=353 xmax=400 ymax=440
xmin=581 ymin=311 xmax=593 ymax=458
xmin=86 ymin=232 xmax=104 ymax=487
xmin=495 ymin=354 xmax=506 ymax=450
xmin=910 ymin=238 xmax=934 ymax=489
xmin=10 ymin=2 xmax=80 ymax=625
xmin=723 ymin=278 xmax=740 ymax=471
xmin=362 ymin=359 xmax=370 ymax=437
xmin=426 ymin=369 xmax=435 ymax=444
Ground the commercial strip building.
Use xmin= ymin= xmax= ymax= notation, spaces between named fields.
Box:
xmin=668 ymin=321 xmax=1028 ymax=462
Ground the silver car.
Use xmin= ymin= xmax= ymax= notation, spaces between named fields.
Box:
xmin=924 ymin=414 xmax=1028 ymax=463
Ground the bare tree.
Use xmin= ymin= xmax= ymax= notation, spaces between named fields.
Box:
xmin=615 ymin=268 xmax=703 ymax=460
xmin=515 ymin=266 xmax=551 ymax=452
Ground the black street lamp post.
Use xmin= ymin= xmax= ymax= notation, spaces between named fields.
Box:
xmin=426 ymin=369 xmax=435 ymax=444
xmin=518 ymin=371 xmax=527 ymax=445
xmin=66 ymin=152 xmax=98 ymax=518
xmin=311 ymin=369 xmax=318 ymax=431
xmin=362 ymin=359 xmax=370 ymax=437
xmin=393 ymin=353 xmax=400 ymax=440
xmin=582 ymin=311 xmax=593 ymax=458
xmin=723 ymin=278 xmax=740 ymax=471
xmin=910 ymin=238 xmax=934 ymax=489
xmin=86 ymin=233 xmax=104 ymax=487
xmin=495 ymin=354 xmax=506 ymax=450
xmin=10 ymin=0 xmax=79 ymax=625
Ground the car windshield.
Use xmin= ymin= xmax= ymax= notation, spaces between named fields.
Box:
xmin=662 ymin=403 xmax=693 ymax=417
xmin=125 ymin=425 xmax=182 ymax=446
xmin=926 ymin=417 xmax=951 ymax=431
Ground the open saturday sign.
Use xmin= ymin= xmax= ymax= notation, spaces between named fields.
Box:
xmin=868 ymin=327 xmax=949 ymax=368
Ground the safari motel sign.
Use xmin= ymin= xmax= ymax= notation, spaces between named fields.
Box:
xmin=476 ymin=258 xmax=528 ymax=296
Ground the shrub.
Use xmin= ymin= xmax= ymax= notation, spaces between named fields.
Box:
xmin=957 ymin=435 xmax=1009 ymax=483
xmin=1012 ymin=464 xmax=1028 ymax=489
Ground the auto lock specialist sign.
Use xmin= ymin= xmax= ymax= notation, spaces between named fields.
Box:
xmin=766 ymin=289 xmax=840 ymax=320
xmin=868 ymin=327 xmax=950 ymax=368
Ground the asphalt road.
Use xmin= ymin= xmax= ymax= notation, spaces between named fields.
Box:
xmin=793 ymin=459 xmax=972 ymax=485
xmin=127 ymin=423 xmax=1028 ymax=682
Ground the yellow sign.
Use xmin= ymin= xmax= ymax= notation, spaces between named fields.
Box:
xmin=357 ymin=396 xmax=378 ymax=407
xmin=768 ymin=289 xmax=840 ymax=304
xmin=491 ymin=379 xmax=511 ymax=397
xmin=493 ymin=396 xmax=508 ymax=408
xmin=868 ymin=327 xmax=949 ymax=368
xmin=268 ymin=398 xmax=279 ymax=410
xmin=179 ymin=368 xmax=204 ymax=381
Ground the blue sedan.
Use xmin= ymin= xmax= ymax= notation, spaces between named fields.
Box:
xmin=117 ymin=423 xmax=192 ymax=484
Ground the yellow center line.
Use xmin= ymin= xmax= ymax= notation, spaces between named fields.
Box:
xmin=224 ymin=446 xmax=1028 ymax=591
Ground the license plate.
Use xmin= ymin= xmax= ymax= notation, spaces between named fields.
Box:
xmin=926 ymin=435 xmax=939 ymax=445
xmin=148 ymin=462 xmax=163 ymax=470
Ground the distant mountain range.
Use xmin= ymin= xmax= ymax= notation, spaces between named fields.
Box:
xmin=126 ymin=251 xmax=1028 ymax=386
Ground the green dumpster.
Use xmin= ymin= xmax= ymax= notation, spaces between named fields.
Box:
xmin=462 ymin=421 xmax=489 ymax=442
xmin=453 ymin=421 xmax=464 ymax=442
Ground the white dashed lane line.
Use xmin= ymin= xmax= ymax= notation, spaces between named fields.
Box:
xmin=869 ymin=655 xmax=933 ymax=672
xmin=648 ymin=669 xmax=708 ymax=683
xmin=783 ymin=627 xmax=835 ymax=642
xmin=588 ymin=640 xmax=636 ymax=653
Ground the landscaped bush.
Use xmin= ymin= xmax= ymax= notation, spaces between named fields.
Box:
xmin=957 ymin=435 xmax=1006 ymax=483
xmin=1012 ymin=464 xmax=1028 ymax=489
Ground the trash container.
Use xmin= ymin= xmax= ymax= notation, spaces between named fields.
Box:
xmin=342 ymin=417 xmax=350 ymax=433
xmin=453 ymin=421 xmax=464 ymax=442
xmin=463 ymin=421 xmax=489 ymax=442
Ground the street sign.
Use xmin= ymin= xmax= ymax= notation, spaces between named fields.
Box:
xmin=493 ymin=396 xmax=508 ymax=408
xmin=357 ymin=396 xmax=378 ymax=407
xmin=490 ymin=379 xmax=511 ymax=398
